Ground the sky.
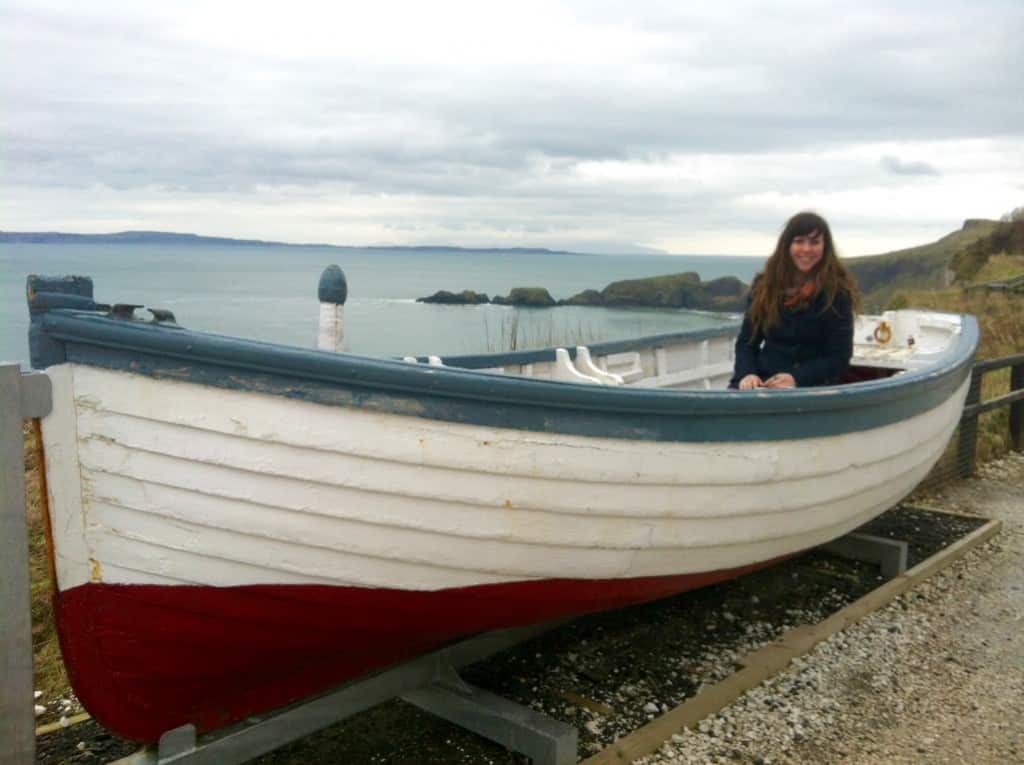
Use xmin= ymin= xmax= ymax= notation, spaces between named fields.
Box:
xmin=3 ymin=0 xmax=1023 ymax=256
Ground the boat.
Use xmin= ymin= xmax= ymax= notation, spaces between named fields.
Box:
xmin=24 ymin=273 xmax=977 ymax=743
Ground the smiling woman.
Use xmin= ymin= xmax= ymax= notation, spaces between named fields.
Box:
xmin=730 ymin=211 xmax=862 ymax=390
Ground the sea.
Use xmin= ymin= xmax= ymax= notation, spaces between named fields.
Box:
xmin=1 ymin=243 xmax=764 ymax=366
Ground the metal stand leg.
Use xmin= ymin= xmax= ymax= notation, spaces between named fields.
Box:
xmin=1 ymin=364 xmax=52 ymax=765
xmin=820 ymin=531 xmax=908 ymax=579
xmin=403 ymin=662 xmax=577 ymax=765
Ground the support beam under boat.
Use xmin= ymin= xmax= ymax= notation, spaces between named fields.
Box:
xmin=403 ymin=661 xmax=577 ymax=765
xmin=820 ymin=531 xmax=909 ymax=580
xmin=111 ymin=620 xmax=576 ymax=765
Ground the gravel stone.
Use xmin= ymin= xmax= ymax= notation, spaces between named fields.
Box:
xmin=636 ymin=452 xmax=1024 ymax=764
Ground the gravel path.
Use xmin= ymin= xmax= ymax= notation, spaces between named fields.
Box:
xmin=637 ymin=452 xmax=1024 ymax=765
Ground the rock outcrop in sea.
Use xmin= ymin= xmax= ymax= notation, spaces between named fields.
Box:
xmin=491 ymin=287 xmax=557 ymax=307
xmin=416 ymin=273 xmax=747 ymax=312
xmin=417 ymin=289 xmax=490 ymax=305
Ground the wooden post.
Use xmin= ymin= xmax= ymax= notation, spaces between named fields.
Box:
xmin=956 ymin=368 xmax=982 ymax=478
xmin=1 ymin=364 xmax=52 ymax=765
xmin=1011 ymin=362 xmax=1024 ymax=452
xmin=317 ymin=265 xmax=348 ymax=353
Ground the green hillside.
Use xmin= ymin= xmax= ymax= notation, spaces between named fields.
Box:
xmin=847 ymin=219 xmax=1002 ymax=309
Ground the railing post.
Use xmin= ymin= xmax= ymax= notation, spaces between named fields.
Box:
xmin=1 ymin=364 xmax=52 ymax=765
xmin=1011 ymin=362 xmax=1024 ymax=452
xmin=956 ymin=368 xmax=983 ymax=478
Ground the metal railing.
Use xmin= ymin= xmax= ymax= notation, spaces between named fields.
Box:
xmin=920 ymin=353 xmax=1024 ymax=490
xmin=963 ymin=274 xmax=1024 ymax=293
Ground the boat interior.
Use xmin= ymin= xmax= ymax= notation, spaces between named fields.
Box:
xmin=404 ymin=310 xmax=964 ymax=391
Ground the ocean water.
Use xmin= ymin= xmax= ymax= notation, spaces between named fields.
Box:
xmin=2 ymin=243 xmax=763 ymax=366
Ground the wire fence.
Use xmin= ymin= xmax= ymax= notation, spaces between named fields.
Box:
xmin=917 ymin=352 xmax=1024 ymax=491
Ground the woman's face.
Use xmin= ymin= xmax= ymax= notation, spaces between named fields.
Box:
xmin=789 ymin=229 xmax=825 ymax=273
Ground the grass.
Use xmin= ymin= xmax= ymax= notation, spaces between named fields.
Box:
xmin=972 ymin=253 xmax=1024 ymax=284
xmin=849 ymin=219 xmax=1002 ymax=310
xmin=22 ymin=422 xmax=73 ymax=708
xmin=481 ymin=310 xmax=602 ymax=353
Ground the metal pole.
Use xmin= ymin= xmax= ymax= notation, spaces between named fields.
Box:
xmin=1 ymin=364 xmax=52 ymax=765
xmin=1011 ymin=362 xmax=1024 ymax=452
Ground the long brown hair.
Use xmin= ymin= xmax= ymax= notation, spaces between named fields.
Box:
xmin=747 ymin=211 xmax=861 ymax=339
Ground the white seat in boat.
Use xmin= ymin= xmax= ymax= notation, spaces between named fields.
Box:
xmin=552 ymin=348 xmax=602 ymax=385
xmin=427 ymin=356 xmax=445 ymax=366
xmin=402 ymin=356 xmax=418 ymax=363
xmin=575 ymin=346 xmax=623 ymax=385
xmin=602 ymin=351 xmax=644 ymax=383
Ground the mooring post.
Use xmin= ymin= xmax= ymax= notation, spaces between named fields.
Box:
xmin=1 ymin=363 xmax=53 ymax=765
xmin=317 ymin=265 xmax=348 ymax=353
xmin=956 ymin=368 xmax=983 ymax=478
xmin=1010 ymin=361 xmax=1024 ymax=452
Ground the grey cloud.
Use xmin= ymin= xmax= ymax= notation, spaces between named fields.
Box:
xmin=6 ymin=1 xmax=1023 ymax=197
xmin=880 ymin=155 xmax=941 ymax=176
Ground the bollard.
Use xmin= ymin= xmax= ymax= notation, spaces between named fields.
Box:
xmin=317 ymin=265 xmax=348 ymax=353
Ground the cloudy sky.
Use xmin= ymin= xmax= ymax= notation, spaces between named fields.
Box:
xmin=3 ymin=0 xmax=1022 ymax=256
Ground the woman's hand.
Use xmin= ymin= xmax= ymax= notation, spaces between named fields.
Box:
xmin=764 ymin=373 xmax=796 ymax=389
xmin=738 ymin=374 xmax=764 ymax=390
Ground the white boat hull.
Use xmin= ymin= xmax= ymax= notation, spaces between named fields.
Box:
xmin=44 ymin=364 xmax=969 ymax=594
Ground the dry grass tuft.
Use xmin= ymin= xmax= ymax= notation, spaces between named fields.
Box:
xmin=23 ymin=422 xmax=72 ymax=704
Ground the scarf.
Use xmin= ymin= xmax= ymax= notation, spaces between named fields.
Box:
xmin=782 ymin=277 xmax=819 ymax=308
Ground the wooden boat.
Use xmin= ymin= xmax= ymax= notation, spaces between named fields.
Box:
xmin=25 ymin=274 xmax=977 ymax=743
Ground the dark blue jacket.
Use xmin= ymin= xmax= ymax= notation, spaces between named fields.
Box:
xmin=730 ymin=288 xmax=854 ymax=388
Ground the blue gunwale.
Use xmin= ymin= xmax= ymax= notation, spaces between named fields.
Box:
xmin=32 ymin=306 xmax=979 ymax=443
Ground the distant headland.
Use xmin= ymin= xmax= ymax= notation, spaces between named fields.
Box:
xmin=0 ymin=230 xmax=586 ymax=256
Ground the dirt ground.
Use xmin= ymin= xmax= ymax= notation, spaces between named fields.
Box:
xmin=641 ymin=451 xmax=1024 ymax=765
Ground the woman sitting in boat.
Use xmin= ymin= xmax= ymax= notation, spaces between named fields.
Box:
xmin=730 ymin=211 xmax=861 ymax=389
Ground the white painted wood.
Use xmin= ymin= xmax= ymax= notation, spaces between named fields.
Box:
xmin=657 ymin=348 xmax=672 ymax=380
xmin=317 ymin=303 xmax=345 ymax=352
xmin=74 ymin=402 xmax=953 ymax=521
xmin=78 ymin=440 xmax=938 ymax=574
xmin=428 ymin=356 xmax=445 ymax=366
xmin=39 ymin=362 xmax=968 ymax=592
xmin=66 ymin=365 xmax=964 ymax=487
xmin=574 ymin=347 xmax=623 ymax=385
xmin=39 ymin=366 xmax=91 ymax=591
xmin=602 ymin=351 xmax=644 ymax=383
xmin=551 ymin=348 xmax=601 ymax=384
xmin=76 ymin=418 xmax=948 ymax=563
xmin=631 ymin=362 xmax=735 ymax=389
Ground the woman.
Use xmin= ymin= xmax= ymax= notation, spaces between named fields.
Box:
xmin=730 ymin=211 xmax=861 ymax=390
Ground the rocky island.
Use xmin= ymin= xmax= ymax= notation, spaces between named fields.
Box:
xmin=417 ymin=272 xmax=748 ymax=311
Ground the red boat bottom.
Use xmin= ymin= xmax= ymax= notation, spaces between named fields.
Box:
xmin=56 ymin=563 xmax=772 ymax=742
